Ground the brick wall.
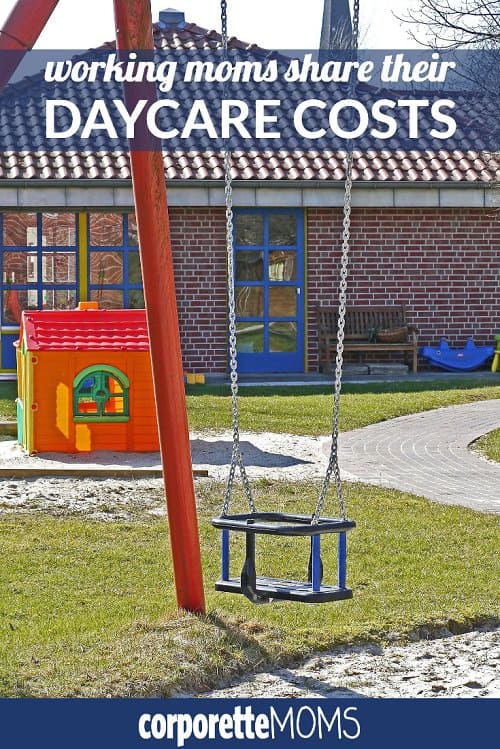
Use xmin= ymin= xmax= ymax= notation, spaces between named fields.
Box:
xmin=169 ymin=207 xmax=228 ymax=372
xmin=307 ymin=207 xmax=499 ymax=371
xmin=168 ymin=206 xmax=498 ymax=373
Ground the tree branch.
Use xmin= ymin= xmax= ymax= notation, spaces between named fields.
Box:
xmin=396 ymin=0 xmax=500 ymax=49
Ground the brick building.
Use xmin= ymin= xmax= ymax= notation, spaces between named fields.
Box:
xmin=0 ymin=12 xmax=498 ymax=376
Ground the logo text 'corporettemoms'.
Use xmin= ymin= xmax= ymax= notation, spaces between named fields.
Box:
xmin=138 ymin=705 xmax=361 ymax=746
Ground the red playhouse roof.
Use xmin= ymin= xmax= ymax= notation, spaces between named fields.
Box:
xmin=21 ymin=309 xmax=150 ymax=351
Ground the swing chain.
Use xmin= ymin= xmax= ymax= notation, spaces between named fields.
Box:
xmin=221 ymin=0 xmax=228 ymax=45
xmin=313 ymin=0 xmax=360 ymax=524
xmin=220 ymin=0 xmax=360 ymax=520
xmin=221 ymin=0 xmax=256 ymax=516
xmin=352 ymin=0 xmax=360 ymax=52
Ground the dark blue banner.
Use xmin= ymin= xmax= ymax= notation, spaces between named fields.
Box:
xmin=0 ymin=698 xmax=497 ymax=748
xmin=0 ymin=49 xmax=498 ymax=152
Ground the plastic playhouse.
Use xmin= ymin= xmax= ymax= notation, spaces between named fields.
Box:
xmin=16 ymin=304 xmax=160 ymax=453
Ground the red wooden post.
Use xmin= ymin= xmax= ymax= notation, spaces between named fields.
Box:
xmin=0 ymin=0 xmax=59 ymax=89
xmin=0 ymin=0 xmax=205 ymax=613
xmin=113 ymin=0 xmax=205 ymax=613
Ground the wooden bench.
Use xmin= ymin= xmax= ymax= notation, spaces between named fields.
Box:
xmin=316 ymin=305 xmax=419 ymax=373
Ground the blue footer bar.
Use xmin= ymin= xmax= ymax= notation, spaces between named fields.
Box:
xmin=0 ymin=698 xmax=497 ymax=749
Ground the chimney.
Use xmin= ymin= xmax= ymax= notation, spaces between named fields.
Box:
xmin=158 ymin=8 xmax=186 ymax=29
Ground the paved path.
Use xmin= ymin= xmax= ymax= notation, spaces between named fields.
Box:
xmin=336 ymin=399 xmax=500 ymax=513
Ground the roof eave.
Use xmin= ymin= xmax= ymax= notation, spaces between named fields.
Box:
xmin=0 ymin=178 xmax=495 ymax=188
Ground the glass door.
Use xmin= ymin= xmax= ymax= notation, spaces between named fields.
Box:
xmin=234 ymin=209 xmax=305 ymax=373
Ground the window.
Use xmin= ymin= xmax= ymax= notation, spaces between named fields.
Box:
xmin=233 ymin=210 xmax=303 ymax=363
xmin=88 ymin=213 xmax=143 ymax=309
xmin=73 ymin=366 xmax=130 ymax=422
xmin=1 ymin=212 xmax=78 ymax=325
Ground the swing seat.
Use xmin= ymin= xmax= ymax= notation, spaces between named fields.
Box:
xmin=212 ymin=513 xmax=356 ymax=604
xmin=215 ymin=576 xmax=353 ymax=603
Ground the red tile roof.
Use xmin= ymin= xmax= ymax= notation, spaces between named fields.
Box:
xmin=1 ymin=147 xmax=497 ymax=183
xmin=0 ymin=21 xmax=498 ymax=184
xmin=22 ymin=309 xmax=149 ymax=351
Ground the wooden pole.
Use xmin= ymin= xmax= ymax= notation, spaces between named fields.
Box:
xmin=0 ymin=0 xmax=59 ymax=89
xmin=113 ymin=0 xmax=205 ymax=613
xmin=0 ymin=0 xmax=205 ymax=614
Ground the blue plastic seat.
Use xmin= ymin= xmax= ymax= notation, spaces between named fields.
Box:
xmin=212 ymin=512 xmax=356 ymax=604
xmin=420 ymin=338 xmax=494 ymax=372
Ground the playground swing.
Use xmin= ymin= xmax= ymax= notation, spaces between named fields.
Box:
xmin=212 ymin=0 xmax=359 ymax=604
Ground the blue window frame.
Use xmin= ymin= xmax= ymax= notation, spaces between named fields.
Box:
xmin=0 ymin=212 xmax=79 ymax=326
xmin=87 ymin=212 xmax=143 ymax=309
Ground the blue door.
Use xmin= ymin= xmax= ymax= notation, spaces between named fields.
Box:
xmin=234 ymin=209 xmax=305 ymax=374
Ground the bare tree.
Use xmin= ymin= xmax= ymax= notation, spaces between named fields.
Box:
xmin=399 ymin=3 xmax=500 ymax=203
xmin=400 ymin=0 xmax=500 ymax=49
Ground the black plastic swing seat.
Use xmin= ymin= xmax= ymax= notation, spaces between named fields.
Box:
xmin=212 ymin=512 xmax=356 ymax=536
xmin=215 ymin=576 xmax=353 ymax=603
xmin=213 ymin=512 xmax=355 ymax=604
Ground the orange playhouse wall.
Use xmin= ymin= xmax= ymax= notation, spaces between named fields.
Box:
xmin=31 ymin=351 xmax=160 ymax=453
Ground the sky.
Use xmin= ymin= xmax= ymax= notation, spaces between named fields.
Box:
xmin=0 ymin=0 xmax=423 ymax=50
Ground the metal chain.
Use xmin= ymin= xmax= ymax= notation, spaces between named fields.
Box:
xmin=352 ymin=0 xmax=360 ymax=54
xmin=313 ymin=0 xmax=360 ymax=523
xmin=220 ymin=0 xmax=256 ymax=516
xmin=221 ymin=0 xmax=228 ymax=44
xmin=219 ymin=0 xmax=360 ymax=519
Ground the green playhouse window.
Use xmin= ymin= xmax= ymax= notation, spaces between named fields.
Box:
xmin=73 ymin=366 xmax=130 ymax=422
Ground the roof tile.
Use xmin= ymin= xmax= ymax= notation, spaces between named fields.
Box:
xmin=22 ymin=309 xmax=150 ymax=351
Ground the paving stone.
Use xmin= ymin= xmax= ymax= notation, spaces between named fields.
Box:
xmin=368 ymin=363 xmax=409 ymax=375
xmin=343 ymin=364 xmax=370 ymax=375
xmin=335 ymin=399 xmax=500 ymax=513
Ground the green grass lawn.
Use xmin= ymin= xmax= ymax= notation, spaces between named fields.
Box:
xmin=1 ymin=482 xmax=498 ymax=697
xmin=1 ymin=377 xmax=499 ymax=696
xmin=0 ymin=382 xmax=16 ymax=421
xmin=2 ymin=378 xmax=499 ymax=433
xmin=474 ymin=429 xmax=500 ymax=463
xmin=186 ymin=380 xmax=500 ymax=434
